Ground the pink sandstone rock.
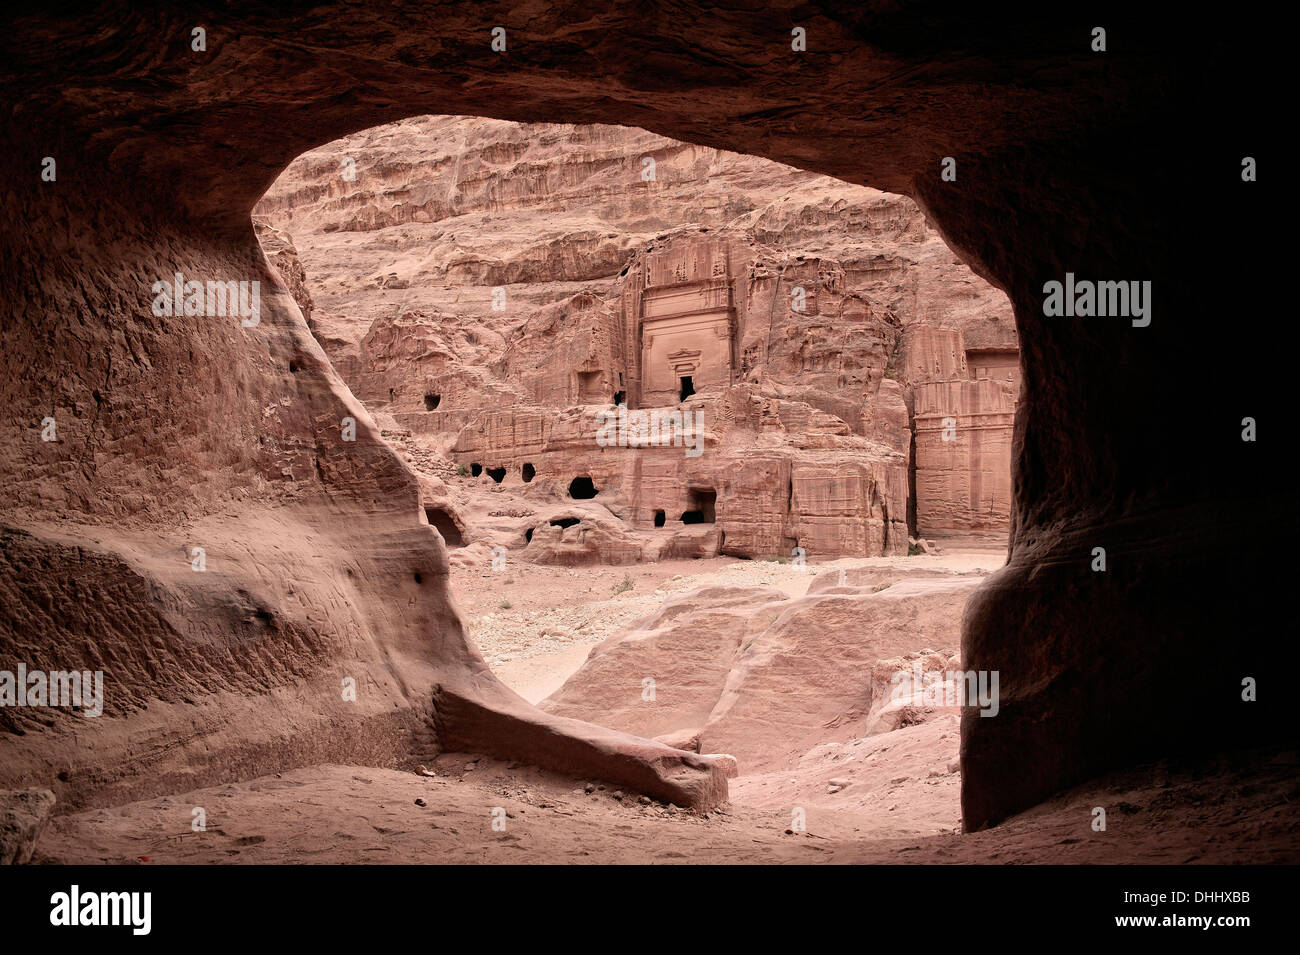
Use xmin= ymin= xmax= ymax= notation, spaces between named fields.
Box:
xmin=255 ymin=117 xmax=1017 ymax=561
xmin=542 ymin=570 xmax=982 ymax=773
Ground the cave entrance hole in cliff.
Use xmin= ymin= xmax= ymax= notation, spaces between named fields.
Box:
xmin=251 ymin=115 xmax=1019 ymax=787
xmin=681 ymin=488 xmax=716 ymax=524
xmin=568 ymin=476 xmax=598 ymax=499
xmin=425 ymin=507 xmax=464 ymax=547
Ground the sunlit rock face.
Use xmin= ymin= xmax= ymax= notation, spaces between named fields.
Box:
xmin=0 ymin=3 xmax=1284 ymax=829
xmin=257 ymin=116 xmax=1015 ymax=560
xmin=898 ymin=324 xmax=1017 ymax=543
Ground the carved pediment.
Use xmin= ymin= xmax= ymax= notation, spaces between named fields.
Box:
xmin=667 ymin=347 xmax=702 ymax=376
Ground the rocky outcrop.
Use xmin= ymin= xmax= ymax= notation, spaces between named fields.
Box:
xmin=253 ymin=220 xmax=315 ymax=326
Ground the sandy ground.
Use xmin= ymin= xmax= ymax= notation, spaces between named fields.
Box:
xmin=460 ymin=548 xmax=986 ymax=835
xmin=36 ymin=747 xmax=1299 ymax=864
xmin=453 ymin=550 xmax=1005 ymax=703
xmin=29 ymin=547 xmax=1299 ymax=864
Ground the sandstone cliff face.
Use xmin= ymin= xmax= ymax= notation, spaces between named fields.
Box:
xmin=899 ymin=325 xmax=1018 ymax=541
xmin=256 ymin=116 xmax=1017 ymax=557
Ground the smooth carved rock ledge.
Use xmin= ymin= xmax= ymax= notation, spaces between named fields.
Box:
xmin=432 ymin=681 xmax=729 ymax=810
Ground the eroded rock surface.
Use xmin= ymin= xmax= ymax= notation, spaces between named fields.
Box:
xmin=542 ymin=567 xmax=980 ymax=775
xmin=0 ymin=788 xmax=56 ymax=865
xmin=256 ymin=116 xmax=1018 ymax=557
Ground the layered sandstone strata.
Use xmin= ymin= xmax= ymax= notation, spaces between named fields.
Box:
xmin=256 ymin=117 xmax=1017 ymax=557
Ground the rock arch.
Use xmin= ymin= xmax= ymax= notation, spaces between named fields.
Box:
xmin=0 ymin=3 xmax=1284 ymax=827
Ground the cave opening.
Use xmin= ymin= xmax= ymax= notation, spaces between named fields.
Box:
xmin=238 ymin=112 xmax=1023 ymax=848
xmin=568 ymin=476 xmax=597 ymax=499
xmin=252 ymin=123 xmax=1018 ymax=797
xmin=681 ymin=488 xmax=716 ymax=524
xmin=425 ymin=507 xmax=464 ymax=547
xmin=8 ymin=4 xmax=1278 ymax=869
xmin=242 ymin=103 xmax=1039 ymax=849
